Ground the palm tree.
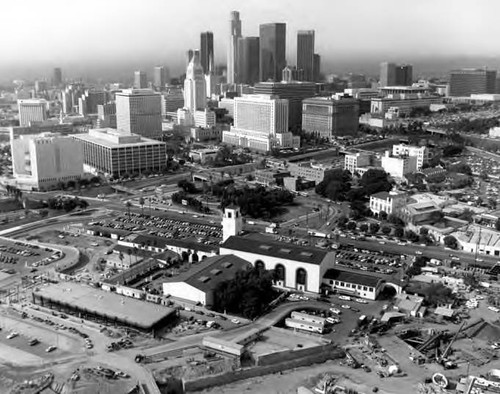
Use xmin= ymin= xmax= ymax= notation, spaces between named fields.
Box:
xmin=138 ymin=197 xmax=145 ymax=216
xmin=125 ymin=201 xmax=132 ymax=219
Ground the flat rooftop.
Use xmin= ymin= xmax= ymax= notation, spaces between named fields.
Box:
xmin=72 ymin=129 xmax=165 ymax=149
xmin=34 ymin=282 xmax=175 ymax=330
xmin=221 ymin=235 xmax=330 ymax=265
xmin=248 ymin=327 xmax=329 ymax=357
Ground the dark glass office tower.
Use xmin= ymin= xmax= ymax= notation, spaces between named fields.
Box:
xmin=297 ymin=30 xmax=315 ymax=82
xmin=259 ymin=23 xmax=286 ymax=82
xmin=237 ymin=37 xmax=260 ymax=85
xmin=200 ymin=31 xmax=214 ymax=74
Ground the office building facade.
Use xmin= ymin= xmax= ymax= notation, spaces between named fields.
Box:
xmin=302 ymin=95 xmax=360 ymax=139
xmin=259 ymin=23 xmax=286 ymax=82
xmin=380 ymin=62 xmax=413 ymax=87
xmin=78 ymin=90 xmax=107 ymax=115
xmin=115 ymin=89 xmax=162 ymax=138
xmin=392 ymin=144 xmax=428 ymax=171
xmin=223 ymin=94 xmax=298 ymax=152
xmin=297 ymin=30 xmax=315 ymax=82
xmin=134 ymin=71 xmax=147 ymax=89
xmin=237 ymin=37 xmax=260 ymax=85
xmin=153 ymin=66 xmax=169 ymax=90
xmin=52 ymin=68 xmax=62 ymax=87
xmin=254 ymin=81 xmax=316 ymax=130
xmin=97 ymin=103 xmax=117 ymax=128
xmin=227 ymin=11 xmax=242 ymax=84
xmin=449 ymin=68 xmax=497 ymax=97
xmin=72 ymin=128 xmax=166 ymax=177
xmin=18 ymin=99 xmax=48 ymax=126
xmin=11 ymin=133 xmax=84 ymax=191
xmin=200 ymin=31 xmax=214 ymax=75
xmin=184 ymin=50 xmax=207 ymax=112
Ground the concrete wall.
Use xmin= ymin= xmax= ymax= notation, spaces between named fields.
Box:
xmin=219 ymin=247 xmax=322 ymax=293
xmin=162 ymin=282 xmax=206 ymax=305
xmin=256 ymin=342 xmax=336 ymax=366
xmin=183 ymin=344 xmax=344 ymax=392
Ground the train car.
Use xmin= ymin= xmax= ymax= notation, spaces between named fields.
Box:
xmin=285 ymin=318 xmax=324 ymax=334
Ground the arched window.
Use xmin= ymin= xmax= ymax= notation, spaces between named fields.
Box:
xmin=255 ymin=260 xmax=265 ymax=271
xmin=275 ymin=264 xmax=285 ymax=282
xmin=296 ymin=268 xmax=307 ymax=286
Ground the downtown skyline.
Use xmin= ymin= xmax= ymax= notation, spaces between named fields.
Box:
xmin=1 ymin=0 xmax=499 ymax=83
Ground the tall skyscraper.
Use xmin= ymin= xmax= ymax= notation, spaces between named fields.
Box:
xmin=184 ymin=50 xmax=207 ymax=112
xmin=78 ymin=90 xmax=107 ymax=115
xmin=134 ymin=71 xmax=147 ymax=89
xmin=380 ymin=62 xmax=413 ymax=86
xmin=259 ymin=23 xmax=287 ymax=82
xmin=17 ymin=99 xmax=48 ymax=126
xmin=227 ymin=11 xmax=242 ymax=84
xmin=313 ymin=54 xmax=321 ymax=82
xmin=115 ymin=89 xmax=162 ymax=138
xmin=237 ymin=37 xmax=260 ymax=85
xmin=153 ymin=66 xmax=169 ymax=90
xmin=200 ymin=31 xmax=214 ymax=75
xmin=297 ymin=30 xmax=315 ymax=82
xmin=52 ymin=68 xmax=62 ymax=87
xmin=449 ymin=68 xmax=497 ymax=97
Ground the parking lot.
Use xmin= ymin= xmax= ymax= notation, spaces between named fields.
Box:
xmin=334 ymin=243 xmax=410 ymax=275
xmin=90 ymin=212 xmax=222 ymax=246
xmin=0 ymin=239 xmax=59 ymax=277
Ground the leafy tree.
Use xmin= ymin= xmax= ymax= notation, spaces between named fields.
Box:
xmin=359 ymin=223 xmax=369 ymax=233
xmin=369 ymin=222 xmax=380 ymax=234
xmin=315 ymin=169 xmax=352 ymax=201
xmin=419 ymin=227 xmax=429 ymax=236
xmin=444 ymin=235 xmax=458 ymax=249
xmin=213 ymin=267 xmax=277 ymax=319
xmin=405 ymin=230 xmax=419 ymax=242
xmin=379 ymin=211 xmax=388 ymax=221
xmin=177 ymin=179 xmax=198 ymax=194
xmin=394 ymin=227 xmax=404 ymax=238
xmin=406 ymin=265 xmax=422 ymax=277
xmin=424 ymin=283 xmax=454 ymax=307
xmin=337 ymin=215 xmax=348 ymax=228
xmin=442 ymin=145 xmax=464 ymax=157
xmin=496 ymin=218 xmax=500 ymax=232
xmin=388 ymin=214 xmax=405 ymax=227
xmin=359 ymin=169 xmax=392 ymax=196
xmin=381 ymin=226 xmax=391 ymax=235
xmin=346 ymin=221 xmax=357 ymax=231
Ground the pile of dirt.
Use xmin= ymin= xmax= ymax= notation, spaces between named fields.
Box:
xmin=473 ymin=322 xmax=500 ymax=342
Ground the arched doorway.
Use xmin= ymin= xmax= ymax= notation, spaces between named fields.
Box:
xmin=191 ymin=253 xmax=199 ymax=263
xmin=274 ymin=264 xmax=286 ymax=287
xmin=255 ymin=260 xmax=265 ymax=271
xmin=296 ymin=268 xmax=307 ymax=292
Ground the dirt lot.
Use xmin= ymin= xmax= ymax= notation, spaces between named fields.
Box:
xmin=198 ymin=358 xmax=426 ymax=394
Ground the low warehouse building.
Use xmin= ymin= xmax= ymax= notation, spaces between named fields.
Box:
xmin=32 ymin=282 xmax=176 ymax=334
xmin=322 ymin=268 xmax=385 ymax=300
xmin=162 ymin=254 xmax=252 ymax=306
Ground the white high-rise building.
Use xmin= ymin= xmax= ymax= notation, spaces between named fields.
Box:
xmin=11 ymin=133 xmax=84 ymax=191
xmin=392 ymin=144 xmax=428 ymax=171
xmin=184 ymin=50 xmax=207 ymax=112
xmin=223 ymin=94 xmax=297 ymax=152
xmin=17 ymin=99 xmax=48 ymax=126
xmin=234 ymin=94 xmax=288 ymax=136
xmin=115 ymin=89 xmax=162 ymax=138
xmin=227 ymin=11 xmax=242 ymax=84
xmin=381 ymin=151 xmax=418 ymax=179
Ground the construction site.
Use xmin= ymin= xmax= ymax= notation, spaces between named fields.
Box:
xmin=398 ymin=318 xmax=500 ymax=370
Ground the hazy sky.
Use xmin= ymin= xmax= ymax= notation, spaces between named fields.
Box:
xmin=1 ymin=0 xmax=499 ymax=80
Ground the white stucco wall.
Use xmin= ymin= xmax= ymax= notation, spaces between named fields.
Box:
xmin=219 ymin=247 xmax=322 ymax=293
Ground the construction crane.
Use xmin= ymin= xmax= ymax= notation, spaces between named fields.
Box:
xmin=438 ymin=321 xmax=466 ymax=368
